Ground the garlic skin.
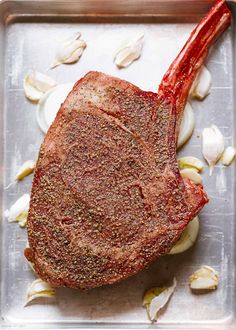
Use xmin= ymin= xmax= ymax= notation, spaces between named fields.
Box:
xmin=168 ymin=216 xmax=199 ymax=255
xmin=51 ymin=32 xmax=86 ymax=69
xmin=189 ymin=266 xmax=218 ymax=290
xmin=16 ymin=160 xmax=36 ymax=181
xmin=178 ymin=156 xmax=204 ymax=172
xmin=143 ymin=278 xmax=177 ymax=322
xmin=25 ymin=279 xmax=56 ymax=306
xmin=114 ymin=34 xmax=144 ymax=68
xmin=24 ymin=70 xmax=57 ymax=102
xmin=221 ymin=146 xmax=236 ymax=166
xmin=177 ymin=103 xmax=195 ymax=149
xmin=4 ymin=194 xmax=30 ymax=226
xmin=180 ymin=168 xmax=202 ymax=185
xmin=190 ymin=65 xmax=212 ymax=100
xmin=202 ymin=125 xmax=224 ymax=175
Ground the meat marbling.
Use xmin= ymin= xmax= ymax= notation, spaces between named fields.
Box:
xmin=25 ymin=0 xmax=231 ymax=289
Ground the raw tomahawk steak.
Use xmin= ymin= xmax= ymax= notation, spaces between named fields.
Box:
xmin=25 ymin=0 xmax=231 ymax=289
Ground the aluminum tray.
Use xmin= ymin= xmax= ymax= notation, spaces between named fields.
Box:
xmin=0 ymin=0 xmax=235 ymax=329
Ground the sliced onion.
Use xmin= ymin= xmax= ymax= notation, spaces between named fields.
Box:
xmin=177 ymin=103 xmax=195 ymax=149
xmin=36 ymin=83 xmax=74 ymax=134
xmin=168 ymin=216 xmax=199 ymax=255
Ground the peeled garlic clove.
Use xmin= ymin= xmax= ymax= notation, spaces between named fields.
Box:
xmin=4 ymin=194 xmax=30 ymax=223
xmin=51 ymin=33 xmax=86 ymax=68
xmin=24 ymin=70 xmax=57 ymax=102
xmin=16 ymin=160 xmax=36 ymax=181
xmin=36 ymin=83 xmax=74 ymax=134
xmin=180 ymin=168 xmax=202 ymax=184
xmin=23 ymin=80 xmax=43 ymax=102
xmin=191 ymin=65 xmax=212 ymax=100
xmin=168 ymin=216 xmax=199 ymax=255
xmin=25 ymin=279 xmax=56 ymax=306
xmin=221 ymin=146 xmax=236 ymax=166
xmin=178 ymin=156 xmax=204 ymax=172
xmin=189 ymin=266 xmax=218 ymax=290
xmin=202 ymin=125 xmax=224 ymax=175
xmin=177 ymin=103 xmax=195 ymax=149
xmin=114 ymin=34 xmax=144 ymax=68
xmin=143 ymin=278 xmax=177 ymax=322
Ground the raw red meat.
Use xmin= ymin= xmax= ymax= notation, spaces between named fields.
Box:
xmin=25 ymin=0 xmax=231 ymax=289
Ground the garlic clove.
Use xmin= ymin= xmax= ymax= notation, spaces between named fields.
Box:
xmin=63 ymin=40 xmax=86 ymax=64
xmin=190 ymin=65 xmax=212 ymax=100
xmin=168 ymin=216 xmax=199 ymax=255
xmin=178 ymin=156 xmax=204 ymax=172
xmin=24 ymin=70 xmax=57 ymax=102
xmin=4 ymin=194 xmax=30 ymax=223
xmin=23 ymin=80 xmax=43 ymax=102
xmin=36 ymin=83 xmax=74 ymax=134
xmin=202 ymin=125 xmax=224 ymax=175
xmin=221 ymin=146 xmax=236 ymax=166
xmin=177 ymin=102 xmax=195 ymax=149
xmin=180 ymin=168 xmax=202 ymax=185
xmin=189 ymin=266 xmax=218 ymax=290
xmin=25 ymin=279 xmax=56 ymax=306
xmin=51 ymin=32 xmax=86 ymax=69
xmin=143 ymin=278 xmax=177 ymax=322
xmin=114 ymin=34 xmax=144 ymax=68
xmin=16 ymin=160 xmax=36 ymax=181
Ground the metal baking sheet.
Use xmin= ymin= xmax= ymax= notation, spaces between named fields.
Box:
xmin=0 ymin=0 xmax=235 ymax=329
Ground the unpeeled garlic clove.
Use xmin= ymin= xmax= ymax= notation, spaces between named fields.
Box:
xmin=180 ymin=168 xmax=202 ymax=184
xmin=143 ymin=278 xmax=177 ymax=322
xmin=202 ymin=125 xmax=224 ymax=175
xmin=24 ymin=70 xmax=57 ymax=102
xmin=189 ymin=266 xmax=218 ymax=290
xmin=51 ymin=32 xmax=86 ymax=69
xmin=25 ymin=279 xmax=56 ymax=306
xmin=221 ymin=146 xmax=236 ymax=166
xmin=16 ymin=160 xmax=36 ymax=181
xmin=177 ymin=102 xmax=195 ymax=149
xmin=4 ymin=194 xmax=30 ymax=225
xmin=178 ymin=156 xmax=204 ymax=172
xmin=168 ymin=216 xmax=199 ymax=255
xmin=190 ymin=65 xmax=212 ymax=100
xmin=114 ymin=34 xmax=144 ymax=68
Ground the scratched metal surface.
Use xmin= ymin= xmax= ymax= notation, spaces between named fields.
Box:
xmin=0 ymin=0 xmax=235 ymax=329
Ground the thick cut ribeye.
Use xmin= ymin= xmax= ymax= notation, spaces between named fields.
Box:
xmin=25 ymin=0 xmax=231 ymax=289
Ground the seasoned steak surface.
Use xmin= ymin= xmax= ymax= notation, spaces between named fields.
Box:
xmin=25 ymin=72 xmax=207 ymax=288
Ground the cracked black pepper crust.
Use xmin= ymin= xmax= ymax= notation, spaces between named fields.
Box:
xmin=25 ymin=71 xmax=208 ymax=289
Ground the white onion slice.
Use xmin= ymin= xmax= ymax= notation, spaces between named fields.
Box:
xmin=177 ymin=103 xmax=195 ymax=149
xmin=36 ymin=83 xmax=74 ymax=134
xmin=168 ymin=216 xmax=199 ymax=255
